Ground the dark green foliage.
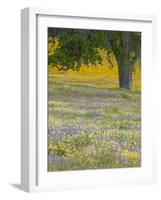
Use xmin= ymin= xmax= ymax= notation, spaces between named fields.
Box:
xmin=108 ymin=31 xmax=141 ymax=67
xmin=48 ymin=29 xmax=104 ymax=71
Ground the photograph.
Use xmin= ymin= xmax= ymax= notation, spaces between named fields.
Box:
xmin=47 ymin=27 xmax=141 ymax=171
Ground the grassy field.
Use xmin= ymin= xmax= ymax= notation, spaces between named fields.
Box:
xmin=48 ymin=69 xmax=141 ymax=171
xmin=48 ymin=61 xmax=141 ymax=91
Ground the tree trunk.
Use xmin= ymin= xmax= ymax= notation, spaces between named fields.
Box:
xmin=118 ymin=32 xmax=132 ymax=90
xmin=118 ymin=64 xmax=132 ymax=90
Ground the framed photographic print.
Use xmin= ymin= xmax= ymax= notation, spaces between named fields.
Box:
xmin=21 ymin=7 xmax=156 ymax=192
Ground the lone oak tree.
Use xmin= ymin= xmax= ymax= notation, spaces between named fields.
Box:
xmin=48 ymin=28 xmax=141 ymax=90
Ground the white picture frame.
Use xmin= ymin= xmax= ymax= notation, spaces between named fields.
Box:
xmin=21 ymin=7 xmax=157 ymax=192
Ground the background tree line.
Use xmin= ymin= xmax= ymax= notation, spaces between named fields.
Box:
xmin=48 ymin=28 xmax=141 ymax=90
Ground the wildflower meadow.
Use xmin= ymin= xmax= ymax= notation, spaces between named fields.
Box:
xmin=48 ymin=28 xmax=141 ymax=171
